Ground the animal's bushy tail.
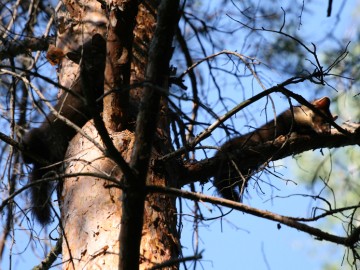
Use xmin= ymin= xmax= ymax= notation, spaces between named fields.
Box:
xmin=29 ymin=165 xmax=54 ymax=225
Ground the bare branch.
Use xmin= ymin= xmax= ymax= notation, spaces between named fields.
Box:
xmin=146 ymin=185 xmax=360 ymax=247
xmin=179 ymin=122 xmax=360 ymax=186
xmin=0 ymin=36 xmax=54 ymax=61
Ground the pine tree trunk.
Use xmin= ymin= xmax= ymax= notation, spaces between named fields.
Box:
xmin=58 ymin=0 xmax=179 ymax=269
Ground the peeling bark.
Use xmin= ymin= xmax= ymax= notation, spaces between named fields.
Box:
xmin=62 ymin=122 xmax=129 ymax=269
xmin=58 ymin=0 xmax=180 ymax=269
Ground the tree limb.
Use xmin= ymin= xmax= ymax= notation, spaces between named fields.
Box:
xmin=146 ymin=185 xmax=360 ymax=247
xmin=179 ymin=122 xmax=360 ymax=186
xmin=0 ymin=36 xmax=54 ymax=61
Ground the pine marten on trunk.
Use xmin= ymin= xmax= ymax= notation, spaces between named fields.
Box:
xmin=22 ymin=34 xmax=106 ymax=225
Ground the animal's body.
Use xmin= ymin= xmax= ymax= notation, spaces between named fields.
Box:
xmin=214 ymin=97 xmax=336 ymax=201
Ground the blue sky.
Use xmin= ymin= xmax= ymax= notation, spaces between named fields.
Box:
xmin=179 ymin=1 xmax=359 ymax=269
xmin=1 ymin=0 xmax=359 ymax=269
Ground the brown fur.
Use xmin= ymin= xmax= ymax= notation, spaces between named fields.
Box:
xmin=22 ymin=34 xmax=106 ymax=225
xmin=214 ymin=97 xmax=337 ymax=201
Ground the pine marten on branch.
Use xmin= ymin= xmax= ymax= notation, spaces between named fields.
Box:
xmin=22 ymin=34 xmax=106 ymax=225
xmin=214 ymin=97 xmax=337 ymax=201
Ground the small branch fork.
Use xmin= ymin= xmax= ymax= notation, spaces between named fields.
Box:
xmin=160 ymin=35 xmax=350 ymax=161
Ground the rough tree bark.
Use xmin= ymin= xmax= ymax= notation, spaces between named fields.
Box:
xmin=58 ymin=0 xmax=179 ymax=269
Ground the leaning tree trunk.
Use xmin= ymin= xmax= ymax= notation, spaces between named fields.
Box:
xmin=57 ymin=0 xmax=179 ymax=269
